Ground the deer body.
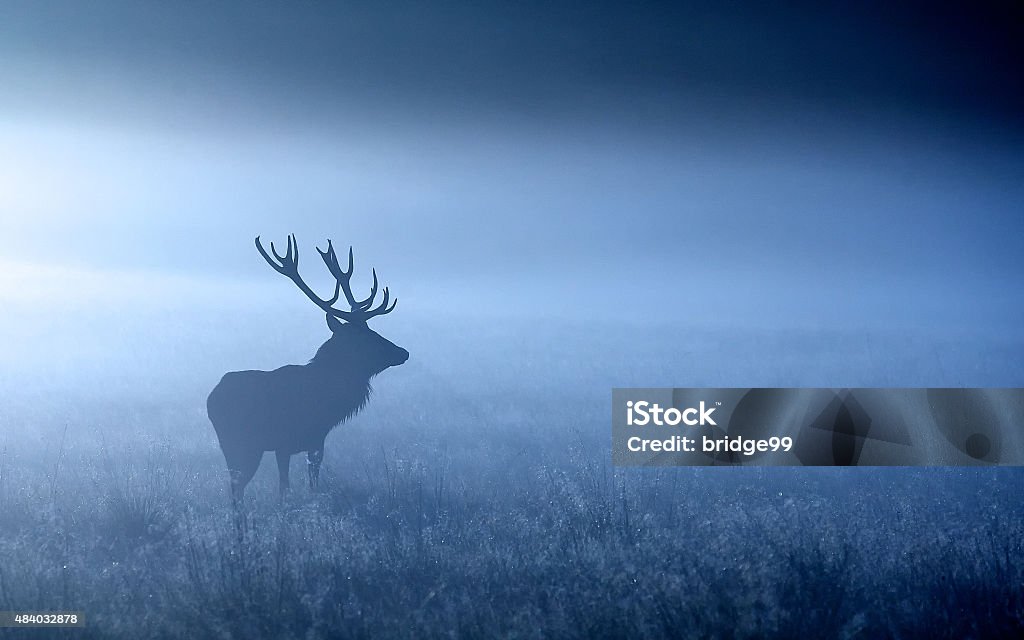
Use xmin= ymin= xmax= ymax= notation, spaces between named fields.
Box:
xmin=209 ymin=364 xmax=369 ymax=452
xmin=208 ymin=235 xmax=408 ymax=501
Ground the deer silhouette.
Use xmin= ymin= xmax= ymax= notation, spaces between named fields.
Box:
xmin=207 ymin=235 xmax=409 ymax=501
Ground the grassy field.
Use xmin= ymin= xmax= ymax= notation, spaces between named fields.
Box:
xmin=1 ymin=317 xmax=1022 ymax=638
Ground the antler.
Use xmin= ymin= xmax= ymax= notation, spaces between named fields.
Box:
xmin=255 ymin=234 xmax=398 ymax=324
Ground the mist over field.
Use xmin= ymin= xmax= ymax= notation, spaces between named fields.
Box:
xmin=2 ymin=293 xmax=1023 ymax=637
xmin=1 ymin=1 xmax=1023 ymax=637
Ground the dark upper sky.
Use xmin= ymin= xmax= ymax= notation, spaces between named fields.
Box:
xmin=2 ymin=0 xmax=1022 ymax=129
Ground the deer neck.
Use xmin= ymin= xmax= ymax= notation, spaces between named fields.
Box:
xmin=307 ymin=357 xmax=372 ymax=385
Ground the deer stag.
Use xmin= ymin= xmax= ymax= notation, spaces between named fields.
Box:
xmin=207 ymin=235 xmax=409 ymax=501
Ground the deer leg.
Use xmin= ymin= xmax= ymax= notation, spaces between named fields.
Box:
xmin=275 ymin=450 xmax=291 ymax=500
xmin=307 ymin=447 xmax=324 ymax=491
xmin=227 ymin=447 xmax=262 ymax=504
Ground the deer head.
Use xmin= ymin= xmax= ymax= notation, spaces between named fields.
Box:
xmin=255 ymin=234 xmax=409 ymax=375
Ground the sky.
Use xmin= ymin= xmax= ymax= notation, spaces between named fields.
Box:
xmin=0 ymin=0 xmax=1022 ymax=331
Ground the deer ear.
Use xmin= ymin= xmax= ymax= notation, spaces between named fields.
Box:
xmin=326 ymin=313 xmax=345 ymax=333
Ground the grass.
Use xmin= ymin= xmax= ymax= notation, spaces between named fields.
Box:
xmin=0 ymin=320 xmax=1022 ymax=638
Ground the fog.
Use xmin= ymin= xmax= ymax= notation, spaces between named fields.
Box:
xmin=2 ymin=2 xmax=1023 ymax=345
xmin=1 ymin=5 xmax=1022 ymax=418
xmin=1 ymin=3 xmax=1023 ymax=636
xmin=1 ymin=0 xmax=1022 ymax=417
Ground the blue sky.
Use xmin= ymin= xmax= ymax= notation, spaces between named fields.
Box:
xmin=1 ymin=1 xmax=1021 ymax=331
